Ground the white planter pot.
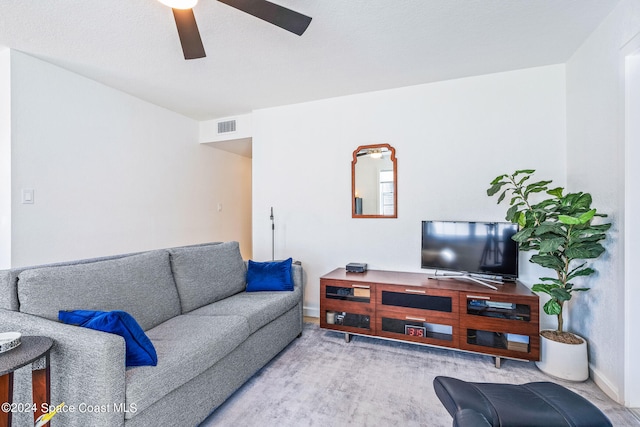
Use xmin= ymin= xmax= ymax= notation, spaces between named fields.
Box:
xmin=535 ymin=331 xmax=589 ymax=381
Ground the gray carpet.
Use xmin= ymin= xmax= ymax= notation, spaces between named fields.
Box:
xmin=200 ymin=322 xmax=639 ymax=426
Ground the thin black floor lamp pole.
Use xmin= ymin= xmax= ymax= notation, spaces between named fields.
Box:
xmin=270 ymin=207 xmax=275 ymax=261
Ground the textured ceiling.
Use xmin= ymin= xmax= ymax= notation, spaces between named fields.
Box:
xmin=0 ymin=0 xmax=620 ymax=121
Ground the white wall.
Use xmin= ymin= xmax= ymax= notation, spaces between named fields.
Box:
xmin=9 ymin=51 xmax=252 ymax=265
xmin=566 ymin=0 xmax=640 ymax=405
xmin=0 ymin=49 xmax=10 ymax=268
xmin=625 ymin=48 xmax=640 ymax=408
xmin=252 ymin=65 xmax=566 ymax=318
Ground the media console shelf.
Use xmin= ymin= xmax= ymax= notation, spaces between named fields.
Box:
xmin=320 ymin=268 xmax=539 ymax=367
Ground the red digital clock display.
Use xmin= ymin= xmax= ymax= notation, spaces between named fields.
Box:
xmin=405 ymin=325 xmax=426 ymax=337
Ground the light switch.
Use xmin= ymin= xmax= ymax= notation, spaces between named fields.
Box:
xmin=217 ymin=203 xmax=223 ymax=212
xmin=22 ymin=189 xmax=34 ymax=204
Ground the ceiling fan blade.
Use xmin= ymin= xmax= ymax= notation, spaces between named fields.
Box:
xmin=217 ymin=0 xmax=312 ymax=36
xmin=172 ymin=8 xmax=206 ymax=60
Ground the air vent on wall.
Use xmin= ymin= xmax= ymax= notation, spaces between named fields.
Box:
xmin=217 ymin=119 xmax=237 ymax=134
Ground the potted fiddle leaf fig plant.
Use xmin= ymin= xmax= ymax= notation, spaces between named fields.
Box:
xmin=487 ymin=169 xmax=611 ymax=381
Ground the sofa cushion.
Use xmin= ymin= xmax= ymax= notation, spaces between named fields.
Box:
xmin=169 ymin=241 xmax=247 ymax=313
xmin=246 ymin=258 xmax=293 ymax=292
xmin=59 ymin=310 xmax=157 ymax=367
xmin=187 ymin=285 xmax=302 ymax=334
xmin=125 ymin=314 xmax=250 ymax=417
xmin=18 ymin=250 xmax=181 ymax=331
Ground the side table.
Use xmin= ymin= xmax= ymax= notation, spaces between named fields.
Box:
xmin=0 ymin=336 xmax=54 ymax=427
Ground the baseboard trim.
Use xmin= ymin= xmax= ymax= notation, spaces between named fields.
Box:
xmin=303 ymin=305 xmax=320 ymax=318
xmin=590 ymin=364 xmax=622 ymax=404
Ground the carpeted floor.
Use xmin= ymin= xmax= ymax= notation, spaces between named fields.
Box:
xmin=200 ymin=322 xmax=639 ymax=426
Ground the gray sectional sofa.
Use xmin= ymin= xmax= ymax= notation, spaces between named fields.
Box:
xmin=0 ymin=241 xmax=304 ymax=426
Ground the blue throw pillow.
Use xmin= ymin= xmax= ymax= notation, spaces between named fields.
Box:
xmin=246 ymin=258 xmax=294 ymax=292
xmin=58 ymin=310 xmax=157 ymax=367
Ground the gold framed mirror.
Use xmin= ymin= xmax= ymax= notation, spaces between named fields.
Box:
xmin=352 ymin=143 xmax=397 ymax=218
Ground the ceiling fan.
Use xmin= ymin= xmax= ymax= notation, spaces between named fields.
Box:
xmin=158 ymin=0 xmax=312 ymax=60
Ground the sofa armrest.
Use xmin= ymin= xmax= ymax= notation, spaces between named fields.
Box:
xmin=291 ymin=262 xmax=303 ymax=288
xmin=0 ymin=309 xmax=126 ymax=427
xmin=292 ymin=263 xmax=304 ymax=328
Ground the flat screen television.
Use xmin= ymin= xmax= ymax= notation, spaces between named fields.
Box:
xmin=421 ymin=220 xmax=519 ymax=282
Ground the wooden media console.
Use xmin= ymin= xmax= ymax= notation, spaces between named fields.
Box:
xmin=320 ymin=268 xmax=539 ymax=367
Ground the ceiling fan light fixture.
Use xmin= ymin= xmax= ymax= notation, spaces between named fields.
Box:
xmin=369 ymin=149 xmax=383 ymax=159
xmin=158 ymin=0 xmax=198 ymax=10
xmin=163 ymin=0 xmax=313 ymax=61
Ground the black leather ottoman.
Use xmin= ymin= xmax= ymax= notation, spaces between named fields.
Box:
xmin=433 ymin=376 xmax=612 ymax=427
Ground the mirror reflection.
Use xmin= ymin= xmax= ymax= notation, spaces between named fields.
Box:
xmin=352 ymin=143 xmax=397 ymax=218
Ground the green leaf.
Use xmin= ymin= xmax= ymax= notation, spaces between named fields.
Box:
xmin=530 ymin=254 xmax=564 ymax=270
xmin=572 ymin=233 xmax=607 ymax=244
xmin=565 ymin=244 xmax=605 ymax=260
xmin=574 ymin=193 xmax=593 ymax=210
xmin=514 ymin=169 xmax=536 ymax=176
xmin=567 ymin=267 xmax=595 ymax=280
xmin=524 ymin=180 xmax=552 ymax=196
xmin=590 ymin=223 xmax=612 ymax=232
xmin=512 ymin=227 xmax=534 ymax=243
xmin=534 ymin=222 xmax=563 ymax=236
xmin=568 ymin=262 xmax=586 ymax=274
xmin=506 ymin=204 xmax=520 ymax=222
xmin=518 ymin=211 xmax=527 ymax=228
xmin=519 ymin=210 xmax=537 ymax=227
xmin=546 ymin=187 xmax=564 ymax=198
xmin=543 ymin=299 xmax=562 ymax=316
xmin=578 ymin=209 xmax=596 ymax=224
xmin=559 ymin=215 xmax=581 ymax=225
xmin=497 ymin=189 xmax=507 ymax=204
xmin=538 ymin=237 xmax=565 ymax=253
xmin=487 ymin=181 xmax=507 ymax=197
xmin=550 ymin=287 xmax=572 ymax=302
xmin=572 ymin=287 xmax=590 ymax=292
xmin=528 ymin=188 xmax=548 ymax=195
xmin=538 ymin=277 xmax=563 ymax=286
xmin=532 ymin=283 xmax=556 ymax=295
xmin=490 ymin=174 xmax=507 ymax=185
